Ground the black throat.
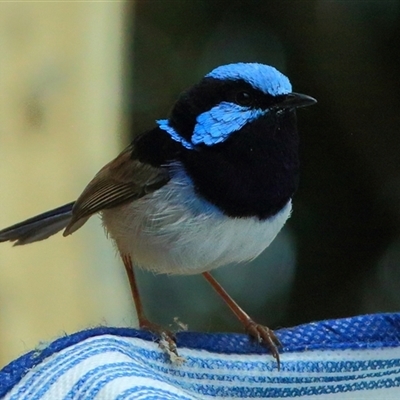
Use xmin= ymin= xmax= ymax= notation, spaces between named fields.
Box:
xmin=179 ymin=109 xmax=300 ymax=220
xmin=133 ymin=108 xmax=300 ymax=221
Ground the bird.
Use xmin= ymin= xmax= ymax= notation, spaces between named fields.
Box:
xmin=0 ymin=62 xmax=316 ymax=368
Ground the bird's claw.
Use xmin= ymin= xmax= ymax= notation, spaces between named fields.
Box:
xmin=140 ymin=319 xmax=185 ymax=364
xmin=158 ymin=331 xmax=186 ymax=365
xmin=245 ymin=320 xmax=281 ymax=369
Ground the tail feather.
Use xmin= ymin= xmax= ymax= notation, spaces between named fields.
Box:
xmin=0 ymin=202 xmax=75 ymax=246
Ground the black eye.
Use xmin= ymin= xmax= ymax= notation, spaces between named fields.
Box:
xmin=235 ymin=91 xmax=253 ymax=106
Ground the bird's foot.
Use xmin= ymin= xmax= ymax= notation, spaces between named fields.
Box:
xmin=245 ymin=320 xmax=281 ymax=370
xmin=140 ymin=319 xmax=185 ymax=365
xmin=201 ymin=272 xmax=282 ymax=369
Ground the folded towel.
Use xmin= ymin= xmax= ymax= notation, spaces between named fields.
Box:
xmin=1 ymin=313 xmax=400 ymax=399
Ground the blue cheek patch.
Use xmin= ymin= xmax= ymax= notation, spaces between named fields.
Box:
xmin=156 ymin=119 xmax=195 ymax=150
xmin=158 ymin=103 xmax=265 ymax=149
xmin=192 ymin=102 xmax=265 ymax=146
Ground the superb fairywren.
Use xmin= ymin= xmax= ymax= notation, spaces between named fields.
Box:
xmin=0 ymin=63 xmax=316 ymax=367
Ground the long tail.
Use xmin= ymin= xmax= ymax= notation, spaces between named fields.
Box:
xmin=0 ymin=202 xmax=75 ymax=246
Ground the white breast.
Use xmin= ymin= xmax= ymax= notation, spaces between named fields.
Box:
xmin=101 ymin=166 xmax=292 ymax=275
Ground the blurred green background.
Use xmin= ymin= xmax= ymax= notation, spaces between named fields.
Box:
xmin=130 ymin=0 xmax=400 ymax=332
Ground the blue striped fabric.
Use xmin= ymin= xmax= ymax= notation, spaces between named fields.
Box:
xmin=1 ymin=313 xmax=400 ymax=399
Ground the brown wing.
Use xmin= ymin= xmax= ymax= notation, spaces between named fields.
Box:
xmin=63 ymin=144 xmax=169 ymax=235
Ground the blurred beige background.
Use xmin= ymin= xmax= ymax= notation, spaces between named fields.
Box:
xmin=0 ymin=1 xmax=135 ymax=367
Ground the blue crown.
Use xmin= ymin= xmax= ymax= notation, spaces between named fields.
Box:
xmin=207 ymin=63 xmax=291 ymax=96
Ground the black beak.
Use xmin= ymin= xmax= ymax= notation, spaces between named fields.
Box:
xmin=278 ymin=92 xmax=317 ymax=109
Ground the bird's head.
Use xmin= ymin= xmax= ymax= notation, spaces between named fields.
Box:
xmin=154 ymin=62 xmax=316 ymax=219
xmin=157 ymin=62 xmax=316 ymax=151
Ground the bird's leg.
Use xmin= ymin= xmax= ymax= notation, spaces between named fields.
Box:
xmin=121 ymin=255 xmax=179 ymax=358
xmin=202 ymin=271 xmax=281 ymax=369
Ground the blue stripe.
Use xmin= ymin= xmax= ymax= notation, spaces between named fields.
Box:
xmin=65 ymin=364 xmax=149 ymax=399
xmin=10 ymin=337 xmax=163 ymax=400
xmin=6 ymin=342 xmax=400 ymax=398
xmin=66 ymin=364 xmax=168 ymax=399
xmin=24 ymin=344 xmax=400 ymax=398
xmin=3 ymin=314 xmax=400 ymax=398
xmin=115 ymin=387 xmax=195 ymax=400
